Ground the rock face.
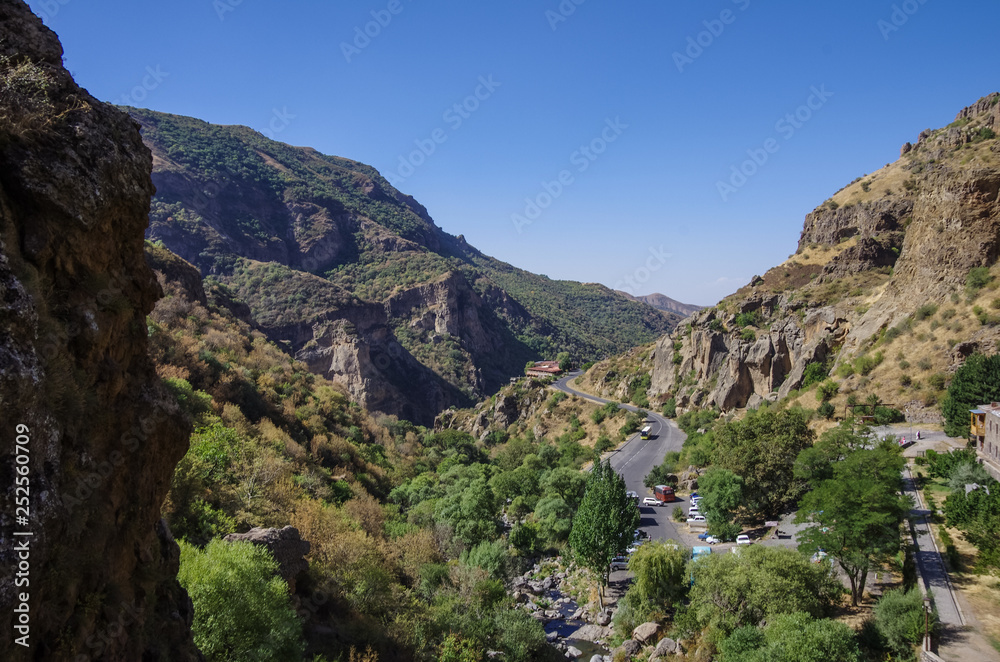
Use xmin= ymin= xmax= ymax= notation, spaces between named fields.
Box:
xmin=0 ymin=3 xmax=199 ymax=660
xmin=224 ymin=526 xmax=310 ymax=591
xmin=652 ymin=93 xmax=1000 ymax=411
xmin=132 ymin=108 xmax=677 ymax=424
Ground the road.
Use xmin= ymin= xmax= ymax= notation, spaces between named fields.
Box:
xmin=552 ymin=372 xmax=689 ymax=544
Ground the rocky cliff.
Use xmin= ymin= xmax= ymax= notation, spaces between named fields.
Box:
xmin=0 ymin=3 xmax=199 ymax=660
xmin=650 ymin=94 xmax=1000 ymax=415
xmin=130 ymin=109 xmax=679 ymax=424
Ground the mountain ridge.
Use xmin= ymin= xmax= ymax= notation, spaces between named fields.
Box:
xmin=642 ymin=93 xmax=1000 ymax=416
xmin=130 ymin=108 xmax=681 ymax=422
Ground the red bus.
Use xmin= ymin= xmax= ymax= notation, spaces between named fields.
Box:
xmin=654 ymin=485 xmax=675 ymax=503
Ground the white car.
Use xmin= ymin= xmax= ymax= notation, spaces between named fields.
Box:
xmin=610 ymin=556 xmax=629 ymax=571
xmin=686 ymin=515 xmax=706 ymax=523
xmin=642 ymin=497 xmax=660 ymax=507
xmin=736 ymin=534 xmax=752 ymax=545
xmin=705 ymin=535 xmax=721 ymax=544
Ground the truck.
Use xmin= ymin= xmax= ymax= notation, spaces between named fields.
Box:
xmin=654 ymin=484 xmax=675 ymax=503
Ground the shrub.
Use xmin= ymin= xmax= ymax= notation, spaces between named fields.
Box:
xmin=662 ymin=398 xmax=677 ymax=419
xmin=709 ymin=318 xmax=725 ymax=332
xmin=672 ymin=505 xmax=686 ymax=522
xmin=817 ymin=401 xmax=835 ymax=420
xmin=873 ymin=588 xmax=936 ymax=658
xmin=816 ymin=380 xmax=840 ymax=402
xmin=914 ymin=304 xmax=938 ymax=321
xmin=177 ymin=539 xmax=304 ymax=662
xmin=966 ymin=266 xmax=994 ymax=294
xmin=802 ymin=362 xmax=829 ymax=389
xmin=735 ymin=310 xmax=764 ymax=329
xmin=741 ymin=328 xmax=757 ymax=342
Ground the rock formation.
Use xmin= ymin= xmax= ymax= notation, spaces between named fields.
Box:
xmin=0 ymin=2 xmax=199 ymax=660
xmin=651 ymin=93 xmax=1000 ymax=411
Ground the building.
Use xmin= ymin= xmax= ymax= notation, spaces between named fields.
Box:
xmin=970 ymin=402 xmax=1000 ymax=480
xmin=525 ymin=360 xmax=563 ymax=378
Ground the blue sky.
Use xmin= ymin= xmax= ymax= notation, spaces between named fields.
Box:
xmin=29 ymin=0 xmax=999 ymax=305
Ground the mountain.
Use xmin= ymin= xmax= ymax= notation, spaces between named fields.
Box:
xmin=129 ymin=108 xmax=680 ymax=423
xmin=647 ymin=94 xmax=1000 ymax=417
xmin=616 ymin=291 xmax=703 ymax=317
xmin=0 ymin=3 xmax=199 ymax=659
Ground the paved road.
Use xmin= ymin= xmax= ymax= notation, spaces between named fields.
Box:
xmin=552 ymin=372 xmax=688 ymax=544
xmin=902 ymin=465 xmax=964 ymax=626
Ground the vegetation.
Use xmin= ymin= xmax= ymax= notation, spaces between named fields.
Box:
xmin=718 ymin=612 xmax=860 ymax=662
xmin=686 ymin=545 xmax=841 ymax=640
xmin=568 ymin=460 xmax=640 ymax=606
xmin=941 ymin=352 xmax=1000 ymax=436
xmin=713 ymin=408 xmax=814 ymax=521
xmin=177 ymin=539 xmax=305 ymax=662
xmin=795 ymin=431 xmax=909 ymax=606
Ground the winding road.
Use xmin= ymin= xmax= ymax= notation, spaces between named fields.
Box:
xmin=553 ymin=371 xmax=688 ymax=543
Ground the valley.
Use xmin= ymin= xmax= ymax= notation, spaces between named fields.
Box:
xmin=1 ymin=2 xmax=999 ymax=662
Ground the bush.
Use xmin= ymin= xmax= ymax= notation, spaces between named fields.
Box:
xmin=816 ymin=380 xmax=839 ymax=402
xmin=662 ymin=398 xmax=677 ymax=419
xmin=672 ymin=506 xmax=685 ymax=522
xmin=802 ymin=362 xmax=829 ymax=390
xmin=873 ymin=588 xmax=936 ymax=658
xmin=740 ymin=328 xmax=757 ymax=342
xmin=817 ymin=401 xmax=835 ymax=420
xmin=914 ymin=304 xmax=938 ymax=321
xmin=177 ymin=539 xmax=304 ymax=662
xmin=966 ymin=266 xmax=994 ymax=294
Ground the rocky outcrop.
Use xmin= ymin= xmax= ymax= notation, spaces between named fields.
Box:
xmin=224 ymin=526 xmax=310 ymax=591
xmin=652 ymin=93 xmax=1000 ymax=412
xmin=0 ymin=3 xmax=199 ymax=659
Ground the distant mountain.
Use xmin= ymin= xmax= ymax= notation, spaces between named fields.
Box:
xmin=617 ymin=291 xmax=703 ymax=317
xmin=648 ymin=93 xmax=1000 ymax=417
xmin=129 ymin=108 xmax=681 ymax=422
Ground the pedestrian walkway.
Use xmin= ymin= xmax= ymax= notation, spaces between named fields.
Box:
xmin=901 ymin=466 xmax=963 ymax=626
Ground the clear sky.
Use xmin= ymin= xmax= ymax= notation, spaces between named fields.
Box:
xmin=27 ymin=0 xmax=999 ymax=305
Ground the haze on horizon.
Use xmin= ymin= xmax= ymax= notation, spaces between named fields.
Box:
xmin=28 ymin=0 xmax=1000 ymax=305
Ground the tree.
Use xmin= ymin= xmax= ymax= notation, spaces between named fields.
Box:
xmin=941 ymin=353 xmax=1000 ymax=437
xmin=177 ymin=539 xmax=304 ymax=662
xmin=627 ymin=541 xmax=689 ymax=608
xmin=713 ymin=408 xmax=814 ymax=520
xmin=698 ymin=467 xmax=744 ymax=541
xmin=720 ymin=612 xmax=860 ymax=662
xmin=568 ymin=460 xmax=640 ymax=607
xmin=556 ymin=351 xmax=572 ymax=371
xmin=796 ymin=441 xmax=909 ymax=606
xmin=945 ymin=482 xmax=1000 ymax=568
xmin=688 ymin=545 xmax=841 ymax=637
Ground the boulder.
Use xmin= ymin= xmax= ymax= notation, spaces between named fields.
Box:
xmin=612 ymin=639 xmax=642 ymax=660
xmin=224 ymin=525 xmax=310 ymax=590
xmin=595 ymin=611 xmax=612 ymax=626
xmin=632 ymin=621 xmax=661 ymax=644
xmin=566 ymin=646 xmax=583 ymax=658
xmin=653 ymin=637 xmax=678 ymax=656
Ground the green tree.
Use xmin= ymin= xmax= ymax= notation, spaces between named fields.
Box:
xmin=568 ymin=460 xmax=640 ymax=607
xmin=941 ymin=353 xmax=1000 ymax=437
xmin=713 ymin=408 xmax=814 ymax=520
xmin=796 ymin=441 xmax=909 ymax=605
xmin=688 ymin=545 xmax=841 ymax=638
xmin=556 ymin=351 xmax=572 ymax=371
xmin=698 ymin=467 xmax=744 ymax=541
xmin=719 ymin=612 xmax=860 ymax=662
xmin=542 ymin=466 xmax=587 ymax=509
xmin=177 ymin=539 xmax=304 ymax=662
xmin=945 ymin=482 xmax=1000 ymax=568
xmin=627 ymin=540 xmax=689 ymax=608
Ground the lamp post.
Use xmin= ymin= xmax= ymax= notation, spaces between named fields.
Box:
xmin=923 ymin=595 xmax=932 ymax=651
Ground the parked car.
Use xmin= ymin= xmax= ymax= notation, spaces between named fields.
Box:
xmin=705 ymin=535 xmax=721 ymax=544
xmin=736 ymin=534 xmax=752 ymax=545
xmin=610 ymin=556 xmax=629 ymax=571
xmin=642 ymin=497 xmax=660 ymax=507
xmin=687 ymin=515 xmax=707 ymax=523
